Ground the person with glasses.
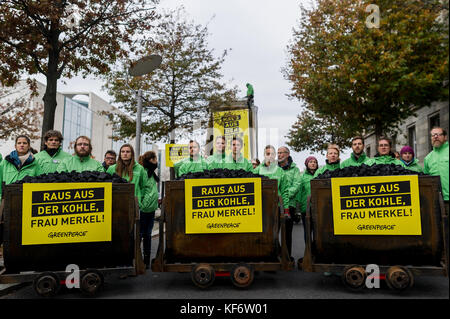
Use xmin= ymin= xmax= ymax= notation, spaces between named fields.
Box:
xmin=102 ymin=150 xmax=117 ymax=171
xmin=424 ymin=127 xmax=449 ymax=206
xmin=34 ymin=130 xmax=71 ymax=174
xmin=56 ymin=136 xmax=103 ymax=173
xmin=372 ymin=136 xmax=405 ymax=166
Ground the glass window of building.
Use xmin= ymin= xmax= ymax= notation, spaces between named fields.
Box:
xmin=63 ymin=97 xmax=93 ymax=154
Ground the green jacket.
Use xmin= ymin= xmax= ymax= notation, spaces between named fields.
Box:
xmin=34 ymin=148 xmax=72 ymax=174
xmin=206 ymin=153 xmax=227 ymax=170
xmin=313 ymin=161 xmax=340 ymax=178
xmin=222 ymin=154 xmax=253 ymax=172
xmin=176 ymin=156 xmax=208 ymax=178
xmin=424 ymin=141 xmax=449 ymax=200
xmin=278 ymin=159 xmax=302 ymax=208
xmin=296 ymin=170 xmax=316 ymax=214
xmin=56 ymin=155 xmax=104 ymax=173
xmin=373 ymin=155 xmax=405 ymax=167
xmin=0 ymin=153 xmax=42 ymax=200
xmin=401 ymin=158 xmax=423 ymax=173
xmin=255 ymin=162 xmax=289 ymax=209
xmin=340 ymin=152 xmax=374 ymax=168
xmin=107 ymin=162 xmax=157 ymax=212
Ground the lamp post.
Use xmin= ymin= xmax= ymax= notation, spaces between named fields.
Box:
xmin=128 ymin=54 xmax=162 ymax=156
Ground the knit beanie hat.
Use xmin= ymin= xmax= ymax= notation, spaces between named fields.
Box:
xmin=400 ymin=146 xmax=414 ymax=157
xmin=305 ymin=156 xmax=318 ymax=167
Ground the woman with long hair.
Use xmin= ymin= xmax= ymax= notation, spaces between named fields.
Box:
xmin=106 ymin=144 xmax=158 ymax=268
xmin=138 ymin=151 xmax=159 ymax=267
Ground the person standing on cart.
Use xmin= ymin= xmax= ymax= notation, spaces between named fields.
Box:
xmin=176 ymin=140 xmax=208 ymax=178
xmin=399 ymin=146 xmax=423 ymax=173
xmin=56 ymin=136 xmax=104 ymax=173
xmin=340 ymin=136 xmax=374 ymax=168
xmin=34 ymin=130 xmax=71 ymax=174
xmin=372 ymin=136 xmax=405 ymax=166
xmin=424 ymin=127 xmax=449 ymax=214
xmin=313 ymin=144 xmax=341 ymax=178
xmin=223 ymin=136 xmax=253 ymax=172
xmin=206 ymin=135 xmax=227 ymax=170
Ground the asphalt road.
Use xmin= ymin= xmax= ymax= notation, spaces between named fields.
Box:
xmin=1 ymin=221 xmax=448 ymax=301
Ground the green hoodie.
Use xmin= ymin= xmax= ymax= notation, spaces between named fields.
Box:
xmin=373 ymin=154 xmax=405 ymax=167
xmin=206 ymin=152 xmax=227 ymax=170
xmin=35 ymin=148 xmax=72 ymax=174
xmin=222 ymin=154 xmax=253 ymax=172
xmin=0 ymin=154 xmax=42 ymax=200
xmin=255 ymin=162 xmax=289 ymax=209
xmin=278 ymin=158 xmax=302 ymax=208
xmin=313 ymin=161 xmax=340 ymax=178
xmin=424 ymin=141 xmax=449 ymax=200
xmin=401 ymin=158 xmax=423 ymax=173
xmin=176 ymin=156 xmax=208 ymax=178
xmin=341 ymin=152 xmax=374 ymax=168
xmin=107 ymin=162 xmax=157 ymax=212
xmin=296 ymin=169 xmax=316 ymax=214
xmin=56 ymin=155 xmax=104 ymax=173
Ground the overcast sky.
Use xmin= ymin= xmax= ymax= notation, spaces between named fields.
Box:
xmin=34 ymin=0 xmax=351 ymax=168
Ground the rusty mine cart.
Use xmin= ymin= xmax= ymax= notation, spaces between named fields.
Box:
xmin=152 ymin=178 xmax=294 ymax=288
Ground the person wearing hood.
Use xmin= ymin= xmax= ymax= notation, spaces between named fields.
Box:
xmin=176 ymin=140 xmax=208 ymax=178
xmin=56 ymin=136 xmax=104 ymax=173
xmin=297 ymin=156 xmax=319 ymax=237
xmin=341 ymin=136 xmax=374 ymax=168
xmin=277 ymin=146 xmax=302 ymax=223
xmin=424 ymin=127 xmax=449 ymax=204
xmin=206 ymin=136 xmax=227 ymax=170
xmin=0 ymin=135 xmax=42 ymax=201
xmin=313 ymin=144 xmax=341 ymax=178
xmin=34 ymin=130 xmax=71 ymax=174
xmin=255 ymin=145 xmax=291 ymax=257
xmin=138 ymin=150 xmax=160 ymax=268
xmin=399 ymin=146 xmax=423 ymax=173
xmin=372 ymin=136 xmax=405 ymax=167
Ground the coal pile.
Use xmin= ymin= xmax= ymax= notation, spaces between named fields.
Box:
xmin=13 ymin=171 xmax=129 ymax=184
xmin=177 ymin=168 xmax=268 ymax=180
xmin=314 ymin=164 xmax=427 ymax=179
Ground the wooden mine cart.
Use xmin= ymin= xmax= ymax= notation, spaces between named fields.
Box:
xmin=299 ymin=175 xmax=449 ymax=292
xmin=0 ymin=183 xmax=145 ymax=297
xmin=152 ymin=178 xmax=294 ymax=288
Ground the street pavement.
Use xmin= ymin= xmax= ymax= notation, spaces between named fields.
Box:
xmin=1 ymin=217 xmax=448 ymax=300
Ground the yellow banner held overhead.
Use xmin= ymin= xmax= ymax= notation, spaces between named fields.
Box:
xmin=165 ymin=144 xmax=189 ymax=167
xmin=213 ymin=109 xmax=250 ymax=159
xmin=184 ymin=178 xmax=262 ymax=234
xmin=22 ymin=183 xmax=112 ymax=245
xmin=331 ymin=175 xmax=421 ymax=235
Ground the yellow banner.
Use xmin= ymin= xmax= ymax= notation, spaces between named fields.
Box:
xmin=213 ymin=109 xmax=250 ymax=159
xmin=331 ymin=175 xmax=421 ymax=235
xmin=185 ymin=178 xmax=262 ymax=234
xmin=165 ymin=144 xmax=189 ymax=167
xmin=22 ymin=183 xmax=112 ymax=245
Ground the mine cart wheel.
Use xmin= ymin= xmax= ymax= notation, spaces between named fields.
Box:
xmin=33 ymin=272 xmax=61 ymax=297
xmin=80 ymin=270 xmax=104 ymax=296
xmin=230 ymin=263 xmax=254 ymax=289
xmin=385 ymin=266 xmax=414 ymax=292
xmin=341 ymin=265 xmax=367 ymax=291
xmin=191 ymin=264 xmax=215 ymax=289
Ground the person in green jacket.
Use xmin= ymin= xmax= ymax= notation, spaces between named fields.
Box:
xmin=0 ymin=135 xmax=42 ymax=201
xmin=314 ymin=144 xmax=341 ymax=178
xmin=223 ymin=136 xmax=253 ymax=171
xmin=277 ymin=146 xmax=302 ymax=222
xmin=424 ymin=127 xmax=449 ymax=203
xmin=34 ymin=130 xmax=71 ymax=174
xmin=176 ymin=140 xmax=208 ymax=178
xmin=246 ymin=83 xmax=254 ymax=108
xmin=206 ymin=136 xmax=227 ymax=170
xmin=399 ymin=146 xmax=423 ymax=173
xmin=255 ymin=145 xmax=292 ymax=256
xmin=341 ymin=136 xmax=375 ymax=168
xmin=296 ymin=156 xmax=318 ymax=239
xmin=56 ymin=136 xmax=104 ymax=173
xmin=372 ymin=136 xmax=405 ymax=167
